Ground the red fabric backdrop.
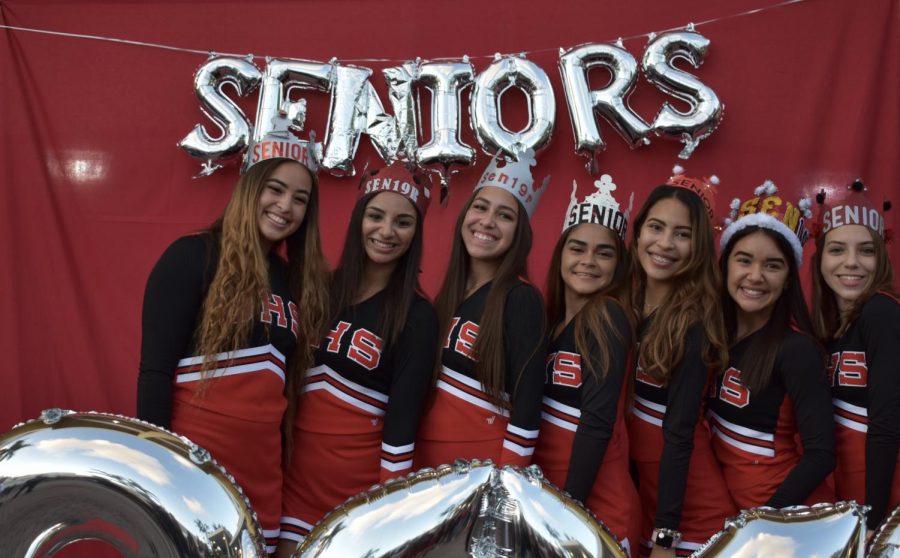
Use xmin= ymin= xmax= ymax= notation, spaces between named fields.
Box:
xmin=1 ymin=0 xmax=897 ymax=466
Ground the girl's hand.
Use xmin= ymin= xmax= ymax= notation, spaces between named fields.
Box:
xmin=649 ymin=545 xmax=677 ymax=558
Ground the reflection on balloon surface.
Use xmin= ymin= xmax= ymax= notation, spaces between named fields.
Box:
xmin=0 ymin=409 xmax=266 ymax=558
xmin=295 ymin=462 xmax=627 ymax=558
xmin=694 ymin=502 xmax=866 ymax=558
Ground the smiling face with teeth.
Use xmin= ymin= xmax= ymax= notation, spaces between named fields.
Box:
xmin=635 ymin=197 xmax=693 ymax=289
xmin=461 ymin=186 xmax=520 ymax=265
xmin=725 ymin=230 xmax=790 ymax=331
xmin=561 ymin=223 xmax=619 ymax=302
xmin=256 ymin=161 xmax=313 ymax=252
xmin=820 ymin=224 xmax=877 ymax=312
xmin=361 ymin=191 xmax=418 ymax=269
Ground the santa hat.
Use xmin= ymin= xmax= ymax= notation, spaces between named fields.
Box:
xmin=719 ymin=179 xmax=813 ymax=265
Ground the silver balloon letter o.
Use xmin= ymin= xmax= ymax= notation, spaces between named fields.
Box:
xmin=471 ymin=56 xmax=556 ymax=159
xmin=0 ymin=410 xmax=266 ymax=557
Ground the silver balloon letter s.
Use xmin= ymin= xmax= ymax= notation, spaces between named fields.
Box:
xmin=559 ymin=43 xmax=650 ymax=171
xmin=643 ymin=31 xmax=723 ymax=159
xmin=178 ymin=57 xmax=262 ymax=176
xmin=470 ymin=55 xmax=556 ymax=159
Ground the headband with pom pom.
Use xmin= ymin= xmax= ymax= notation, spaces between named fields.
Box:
xmin=816 ymin=179 xmax=889 ymax=239
xmin=666 ymin=164 xmax=718 ymax=221
xmin=719 ymin=179 xmax=812 ymax=265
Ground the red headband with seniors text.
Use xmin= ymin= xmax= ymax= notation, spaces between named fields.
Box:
xmin=816 ymin=179 xmax=891 ymax=240
xmin=665 ymin=164 xmax=719 ymax=222
xmin=358 ymin=163 xmax=433 ymax=216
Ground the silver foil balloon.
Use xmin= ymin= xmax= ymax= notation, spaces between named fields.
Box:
xmin=253 ymin=59 xmax=331 ymax=159
xmin=295 ymin=460 xmax=496 ymax=557
xmin=470 ymin=55 xmax=556 ymax=160
xmin=361 ymin=61 xmax=421 ymax=165
xmin=869 ymin=503 xmax=900 ymax=558
xmin=319 ymin=63 xmax=372 ymax=176
xmin=694 ymin=502 xmax=867 ymax=558
xmin=642 ymin=31 xmax=723 ymax=159
xmin=559 ymin=43 xmax=651 ymax=173
xmin=468 ymin=465 xmax=627 ymax=558
xmin=294 ymin=461 xmax=625 ymax=558
xmin=178 ymin=56 xmax=262 ymax=177
xmin=415 ymin=60 xmax=476 ymax=196
xmin=0 ymin=409 xmax=266 ymax=558
xmin=378 ymin=61 xmax=421 ymax=162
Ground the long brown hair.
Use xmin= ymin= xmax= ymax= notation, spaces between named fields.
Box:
xmin=434 ymin=189 xmax=542 ymax=408
xmin=811 ymin=227 xmax=898 ymax=339
xmin=545 ymin=225 xmax=632 ymax=380
xmin=628 ymin=185 xmax=728 ymax=382
xmin=329 ymin=191 xmax=425 ymax=351
xmin=720 ymin=226 xmax=819 ymax=393
xmin=193 ymin=158 xmax=329 ymax=432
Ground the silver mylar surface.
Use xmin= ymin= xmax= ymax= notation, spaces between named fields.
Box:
xmin=468 ymin=465 xmax=626 ymax=558
xmin=559 ymin=43 xmax=651 ymax=162
xmin=693 ymin=502 xmax=866 ymax=558
xmin=319 ymin=63 xmax=372 ymax=176
xmin=416 ymin=61 xmax=476 ymax=197
xmin=470 ymin=55 xmax=556 ymax=160
xmin=295 ymin=461 xmax=625 ymax=558
xmin=178 ymin=56 xmax=262 ymax=176
xmin=642 ymin=31 xmax=723 ymax=159
xmin=378 ymin=61 xmax=421 ymax=163
xmin=295 ymin=460 xmax=495 ymax=557
xmin=0 ymin=409 xmax=265 ymax=558
xmin=252 ymin=59 xmax=331 ymax=157
xmin=869 ymin=502 xmax=900 ymax=558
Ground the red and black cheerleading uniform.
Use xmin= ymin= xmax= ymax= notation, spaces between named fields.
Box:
xmin=280 ymin=290 xmax=438 ymax=543
xmin=628 ymin=318 xmax=736 ymax=558
xmin=416 ymin=279 xmax=547 ymax=469
xmin=828 ymin=292 xmax=900 ymax=530
xmin=532 ymin=300 xmax=640 ymax=557
xmin=708 ymin=329 xmax=835 ymax=509
xmin=138 ymin=233 xmax=297 ymax=553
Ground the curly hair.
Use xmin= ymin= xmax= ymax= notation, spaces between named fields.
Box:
xmin=194 ymin=158 xmax=330 ymax=406
xmin=627 ymin=185 xmax=728 ymax=383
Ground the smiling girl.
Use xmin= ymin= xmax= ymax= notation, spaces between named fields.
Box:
xmin=709 ymin=181 xmax=834 ymax=510
xmin=137 ymin=155 xmax=329 ymax=553
xmin=276 ymin=164 xmax=438 ymax=552
xmin=626 ymin=169 xmax=734 ymax=558
xmin=811 ymin=179 xmax=899 ymax=537
xmin=416 ymin=150 xmax=549 ymax=469
xmin=532 ymin=175 xmax=640 ymax=556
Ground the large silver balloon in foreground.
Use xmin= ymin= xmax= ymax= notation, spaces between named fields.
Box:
xmin=294 ymin=461 xmax=627 ymax=558
xmin=0 ymin=409 xmax=265 ymax=558
xmin=869 ymin=503 xmax=900 ymax=558
xmin=693 ymin=502 xmax=867 ymax=558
